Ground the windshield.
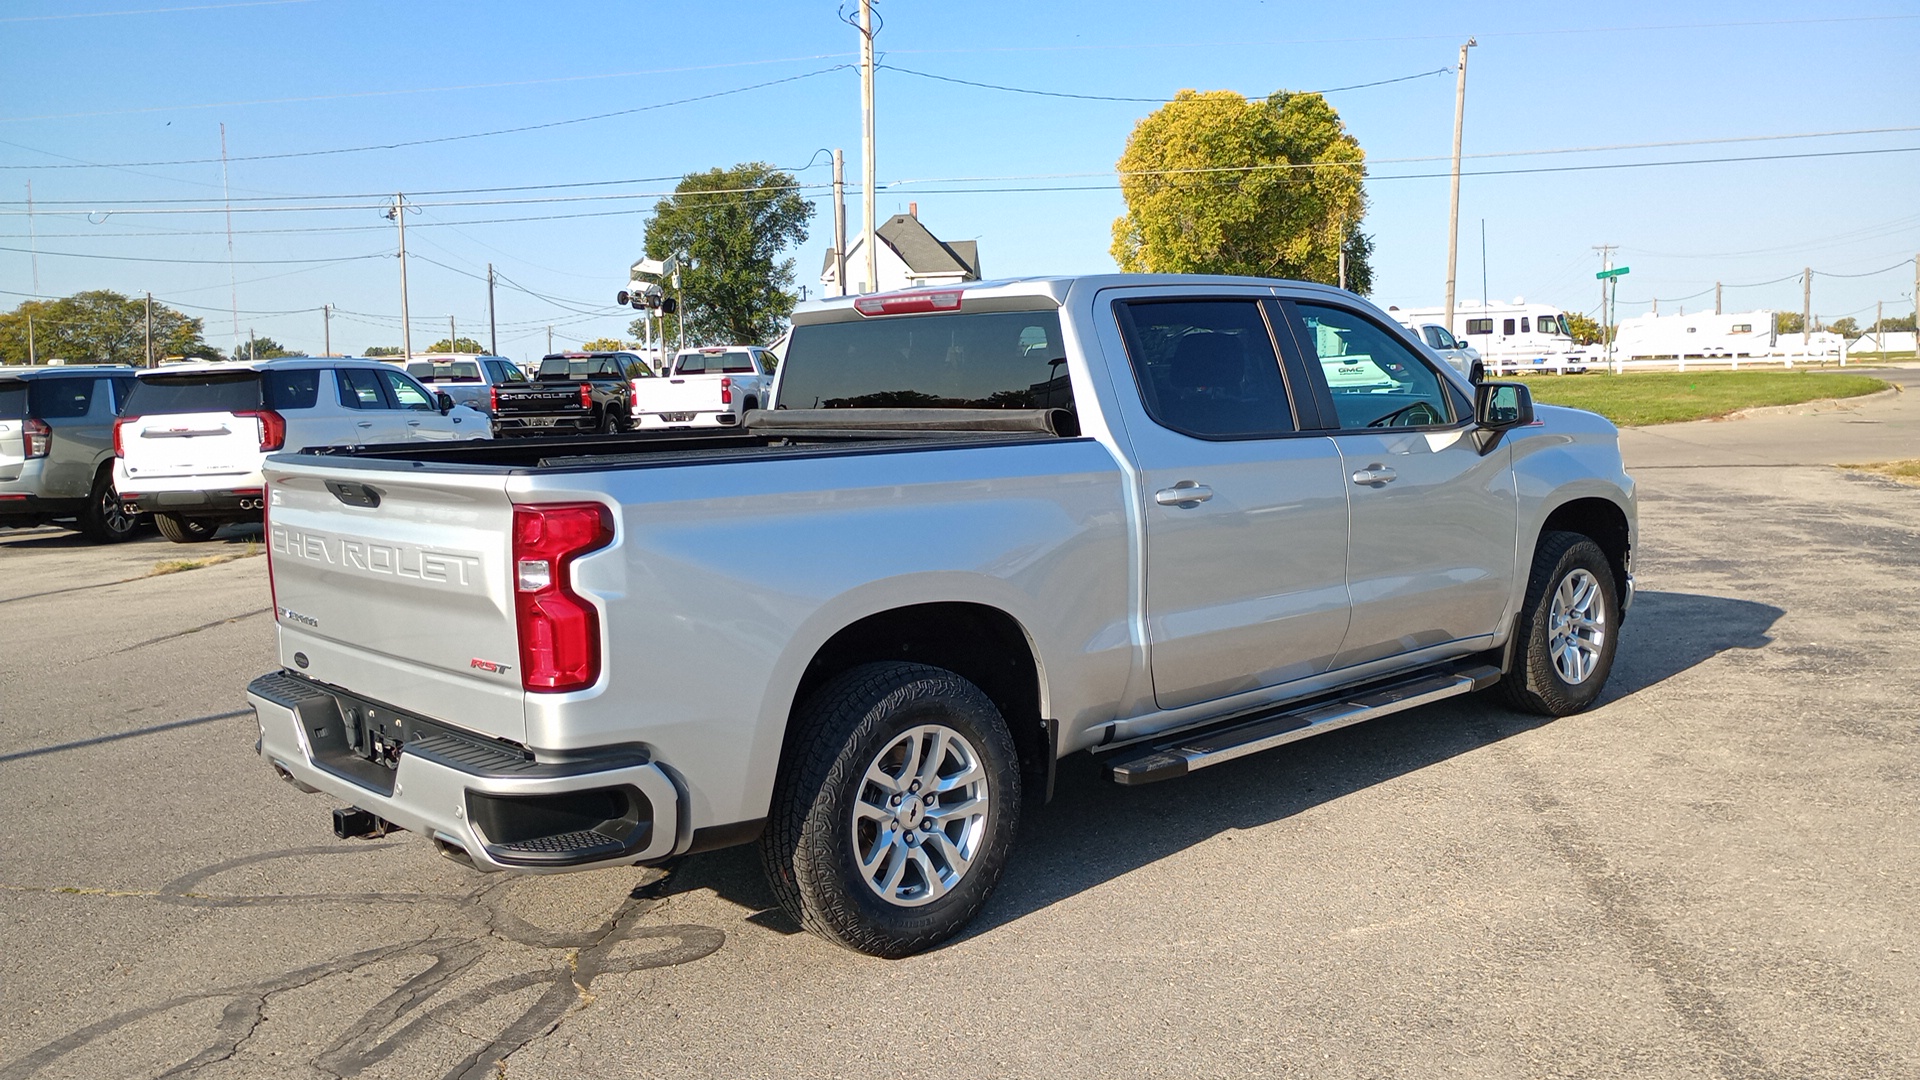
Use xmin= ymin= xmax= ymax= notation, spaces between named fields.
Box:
xmin=675 ymin=349 xmax=757 ymax=375
xmin=1422 ymin=325 xmax=1459 ymax=350
xmin=409 ymin=361 xmax=482 ymax=383
xmin=780 ymin=310 xmax=1071 ymax=412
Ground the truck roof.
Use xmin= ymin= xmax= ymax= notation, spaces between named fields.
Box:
xmin=790 ymin=274 xmax=1372 ymax=325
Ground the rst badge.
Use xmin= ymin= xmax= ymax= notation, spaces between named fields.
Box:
xmin=470 ymin=658 xmax=513 ymax=675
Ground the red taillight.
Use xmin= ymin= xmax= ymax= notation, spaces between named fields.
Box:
xmin=853 ymin=289 xmax=963 ymax=317
xmin=720 ymin=376 xmax=732 ymax=405
xmin=23 ymin=417 xmax=51 ymax=459
xmin=577 ymin=383 xmax=592 ymax=409
xmin=489 ymin=386 xmax=500 ymax=412
xmin=513 ymin=503 xmax=614 ymax=692
xmin=238 ymin=409 xmax=286 ymax=452
xmin=112 ymin=416 xmax=135 ymax=458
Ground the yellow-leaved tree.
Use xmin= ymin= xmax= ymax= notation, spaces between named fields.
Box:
xmin=1111 ymin=90 xmax=1372 ymax=292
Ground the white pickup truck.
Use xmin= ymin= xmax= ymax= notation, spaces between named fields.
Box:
xmin=249 ymin=275 xmax=1635 ymax=957
xmin=629 ymin=345 xmax=774 ymax=429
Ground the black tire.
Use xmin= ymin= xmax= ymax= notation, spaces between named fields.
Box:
xmin=760 ymin=662 xmax=1021 ymax=958
xmin=79 ymin=466 xmax=141 ymax=543
xmin=1499 ymin=531 xmax=1621 ymax=716
xmin=154 ymin=512 xmax=220 ymax=544
xmin=742 ymin=396 xmax=759 ymax=413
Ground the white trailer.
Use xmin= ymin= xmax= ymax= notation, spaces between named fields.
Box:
xmin=1390 ymin=300 xmax=1596 ymax=374
xmin=1612 ymin=310 xmax=1777 ymax=361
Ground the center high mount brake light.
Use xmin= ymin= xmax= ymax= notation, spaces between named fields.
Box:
xmin=853 ymin=290 xmax=963 ymax=317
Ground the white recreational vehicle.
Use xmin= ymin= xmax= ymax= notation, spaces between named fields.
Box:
xmin=1391 ymin=300 xmax=1596 ymax=374
xmin=1612 ymin=310 xmax=1778 ymax=361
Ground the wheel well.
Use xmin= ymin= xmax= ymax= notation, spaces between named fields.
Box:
xmin=1541 ymin=497 xmax=1630 ymax=598
xmin=786 ymin=603 xmax=1048 ymax=794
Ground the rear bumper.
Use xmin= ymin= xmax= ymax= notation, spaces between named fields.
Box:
xmin=248 ymin=671 xmax=681 ymax=872
xmin=494 ymin=414 xmax=598 ymax=437
xmin=632 ymin=410 xmax=739 ymax=428
xmin=122 ymin=486 xmax=264 ymax=519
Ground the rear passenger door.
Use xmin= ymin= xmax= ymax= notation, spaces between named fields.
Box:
xmin=1111 ymin=294 xmax=1353 ymax=711
xmin=1274 ymin=299 xmax=1517 ymax=669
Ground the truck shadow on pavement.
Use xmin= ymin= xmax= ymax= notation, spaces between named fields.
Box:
xmin=676 ymin=589 xmax=1783 ymax=944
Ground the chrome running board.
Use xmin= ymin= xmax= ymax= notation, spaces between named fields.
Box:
xmin=1102 ymin=664 xmax=1502 ymax=785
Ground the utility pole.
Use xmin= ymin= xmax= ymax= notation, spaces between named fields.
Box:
xmin=248 ymin=327 xmax=256 ymax=363
xmin=25 ymin=180 xmax=38 ymax=297
xmin=832 ymin=148 xmax=848 ymax=297
xmin=1337 ymin=213 xmax=1348 ymax=290
xmin=1877 ymin=300 xmax=1885 ymax=354
xmin=1802 ymin=267 xmax=1812 ymax=348
xmin=1715 ymin=282 xmax=1723 ymax=316
xmin=144 ymin=292 xmax=154 ymax=368
xmin=25 ymin=313 xmax=34 ymax=365
xmin=1594 ymin=245 xmax=1617 ymax=371
xmin=323 ymin=304 xmax=331 ymax=357
xmin=1442 ymin=38 xmax=1477 ymax=334
xmin=388 ymin=194 xmax=413 ymax=358
xmin=449 ymin=315 xmax=456 ymax=353
xmin=487 ymin=263 xmax=498 ymax=355
xmin=859 ymin=0 xmax=878 ymax=295
xmin=547 ymin=325 xmax=553 ymax=354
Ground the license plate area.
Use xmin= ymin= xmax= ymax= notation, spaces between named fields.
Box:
xmin=661 ymin=412 xmax=695 ymax=423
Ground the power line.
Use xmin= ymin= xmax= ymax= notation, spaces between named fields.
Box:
xmin=0 ymin=243 xmax=388 ymax=265
xmin=0 ymin=0 xmax=317 ymax=22
xmin=875 ymin=62 xmax=1453 ymax=103
xmin=0 ymin=66 xmax=853 ymax=167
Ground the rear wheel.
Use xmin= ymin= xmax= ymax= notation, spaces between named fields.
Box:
xmin=79 ymin=466 xmax=140 ymax=543
xmin=1499 ymin=531 xmax=1621 ymax=716
xmin=154 ymin=512 xmax=220 ymax=544
xmin=761 ymin=662 xmax=1021 ymax=958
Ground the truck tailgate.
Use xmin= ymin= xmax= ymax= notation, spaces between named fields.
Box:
xmin=121 ymin=411 xmax=260 ymax=481
xmin=265 ymin=459 xmax=528 ymax=742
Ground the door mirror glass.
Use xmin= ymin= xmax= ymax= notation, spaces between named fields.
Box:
xmin=435 ymin=390 xmax=455 ymax=413
xmin=1474 ymin=382 xmax=1533 ymax=430
xmin=1468 ymin=359 xmax=1486 ymax=384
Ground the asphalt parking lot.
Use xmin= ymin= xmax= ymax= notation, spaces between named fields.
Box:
xmin=2 ymin=369 xmax=1916 ymax=1080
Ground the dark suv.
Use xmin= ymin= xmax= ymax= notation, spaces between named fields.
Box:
xmin=0 ymin=365 xmax=143 ymax=542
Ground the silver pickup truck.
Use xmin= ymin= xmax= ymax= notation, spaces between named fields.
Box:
xmin=248 ymin=275 xmax=1635 ymax=957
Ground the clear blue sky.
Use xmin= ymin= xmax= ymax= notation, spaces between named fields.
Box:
xmin=2 ymin=0 xmax=1916 ymax=358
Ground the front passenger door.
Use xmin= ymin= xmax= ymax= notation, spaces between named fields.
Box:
xmin=377 ymin=368 xmax=469 ymax=440
xmin=1276 ymin=300 xmax=1517 ymax=670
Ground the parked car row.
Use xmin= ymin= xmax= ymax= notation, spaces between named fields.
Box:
xmin=2 ymin=346 xmax=780 ymax=545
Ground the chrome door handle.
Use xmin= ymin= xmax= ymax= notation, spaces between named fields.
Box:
xmin=1351 ymin=465 xmax=1397 ymax=485
xmin=406 ymin=420 xmax=422 ymax=427
xmin=356 ymin=421 xmax=374 ymax=428
xmin=1155 ymin=482 xmax=1213 ymax=506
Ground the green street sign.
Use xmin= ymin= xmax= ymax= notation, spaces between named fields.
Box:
xmin=1596 ymin=266 xmax=1631 ymax=279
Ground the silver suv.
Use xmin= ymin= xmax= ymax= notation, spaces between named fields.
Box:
xmin=0 ymin=365 xmax=143 ymax=542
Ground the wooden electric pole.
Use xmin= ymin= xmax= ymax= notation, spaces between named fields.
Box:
xmin=1442 ymin=38 xmax=1477 ymax=333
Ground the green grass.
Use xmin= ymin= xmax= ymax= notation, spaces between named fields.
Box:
xmin=1524 ymin=370 xmax=1890 ymax=427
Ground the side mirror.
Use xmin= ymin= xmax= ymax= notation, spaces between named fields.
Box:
xmin=435 ymin=391 xmax=455 ymax=414
xmin=1468 ymin=358 xmax=1486 ymax=384
xmin=1474 ymin=381 xmax=1533 ymax=430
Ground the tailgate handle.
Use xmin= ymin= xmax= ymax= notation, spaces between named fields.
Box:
xmin=326 ymin=481 xmax=382 ymax=508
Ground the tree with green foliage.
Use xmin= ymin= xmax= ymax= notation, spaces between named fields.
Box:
xmin=1111 ymin=89 xmax=1372 ymax=292
xmin=0 ymin=290 xmax=218 ymax=365
xmin=1828 ymin=316 xmax=1860 ymax=339
xmin=236 ymin=335 xmax=295 ymax=361
xmin=1870 ymin=311 xmax=1916 ymax=334
xmin=362 ymin=345 xmax=404 ymax=357
xmin=1565 ymin=312 xmax=1609 ymax=345
xmin=424 ymin=337 xmax=487 ymax=354
xmin=578 ymin=337 xmax=634 ymax=352
xmin=642 ymin=162 xmax=813 ymax=346
xmin=1775 ymin=312 xmax=1805 ymax=336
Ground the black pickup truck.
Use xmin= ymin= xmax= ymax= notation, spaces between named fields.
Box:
xmin=491 ymin=352 xmax=652 ymax=436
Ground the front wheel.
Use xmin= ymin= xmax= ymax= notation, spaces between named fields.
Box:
xmin=154 ymin=512 xmax=220 ymax=544
xmin=761 ymin=662 xmax=1021 ymax=958
xmin=1499 ymin=531 xmax=1621 ymax=716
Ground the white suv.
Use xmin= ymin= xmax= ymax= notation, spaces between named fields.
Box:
xmin=114 ymin=357 xmax=489 ymax=542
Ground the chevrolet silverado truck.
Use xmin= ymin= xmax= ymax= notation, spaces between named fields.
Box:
xmin=630 ymin=345 xmax=775 ymax=429
xmin=248 ymin=275 xmax=1635 ymax=958
xmin=490 ymin=352 xmax=646 ymax=436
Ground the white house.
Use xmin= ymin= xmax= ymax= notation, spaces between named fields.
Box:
xmin=821 ymin=204 xmax=982 ymax=296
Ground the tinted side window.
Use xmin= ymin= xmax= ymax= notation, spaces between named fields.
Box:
xmin=263 ymin=369 xmax=321 ymax=410
xmin=109 ymin=377 xmax=138 ymax=414
xmin=28 ymin=377 xmax=96 ymax=419
xmin=379 ymin=369 xmax=435 ymax=411
xmin=1117 ymin=300 xmax=1295 ymax=438
xmin=0 ymin=383 xmax=24 ymax=420
xmin=1503 ymin=319 xmax=1516 ymax=335
xmin=780 ymin=310 xmax=1071 ymax=413
xmin=1288 ymin=303 xmax=1455 ymax=430
xmin=1465 ymin=318 xmax=1493 ymax=336
xmin=336 ymin=368 xmax=390 ymax=410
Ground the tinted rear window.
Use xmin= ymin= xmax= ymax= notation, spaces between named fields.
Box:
xmin=263 ymin=369 xmax=321 ymax=410
xmin=537 ymin=356 xmax=619 ymax=379
xmin=126 ymin=372 xmax=263 ymax=414
xmin=779 ymin=311 xmax=1071 ymax=411
xmin=675 ymin=350 xmax=757 ymax=375
xmin=29 ymin=377 xmax=98 ymax=419
xmin=410 ymin=361 xmax=482 ymax=383
xmin=0 ymin=384 xmax=25 ymax=420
